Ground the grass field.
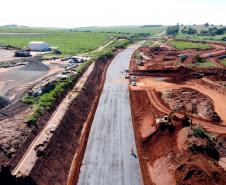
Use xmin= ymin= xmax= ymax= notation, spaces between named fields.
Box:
xmin=0 ymin=29 xmax=115 ymax=56
xmin=170 ymin=40 xmax=211 ymax=49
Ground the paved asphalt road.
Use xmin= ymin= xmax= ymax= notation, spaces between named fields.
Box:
xmin=77 ymin=46 xmax=143 ymax=185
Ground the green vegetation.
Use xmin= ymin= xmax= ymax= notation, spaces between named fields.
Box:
xmin=170 ymin=40 xmax=210 ymax=49
xmin=166 ymin=25 xmax=180 ymax=36
xmin=176 ymin=25 xmax=226 ymax=43
xmin=189 ymin=125 xmax=219 ymax=160
xmin=199 ymin=27 xmax=226 ymax=36
xmin=0 ymin=31 xmax=114 ymax=56
xmin=192 ymin=126 xmax=209 ymax=139
xmin=221 ymin=59 xmax=226 ymax=66
xmin=179 ymin=55 xmax=188 ymax=62
xmin=0 ymin=27 xmax=61 ymax=33
xmin=22 ymin=76 xmax=75 ymax=125
xmin=195 ymin=60 xmax=217 ymax=68
xmin=91 ymin=39 xmax=131 ymax=61
xmin=192 ymin=55 xmax=217 ymax=68
xmin=181 ymin=26 xmax=198 ymax=35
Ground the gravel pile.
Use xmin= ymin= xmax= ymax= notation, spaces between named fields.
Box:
xmin=0 ymin=96 xmax=9 ymax=109
xmin=20 ymin=59 xmax=49 ymax=71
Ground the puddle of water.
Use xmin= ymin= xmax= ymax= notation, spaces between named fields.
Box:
xmin=152 ymin=77 xmax=169 ymax=82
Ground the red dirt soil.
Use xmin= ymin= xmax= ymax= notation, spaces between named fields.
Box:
xmin=132 ymin=42 xmax=226 ymax=72
xmin=130 ymin=89 xmax=226 ymax=185
xmin=129 ymin=42 xmax=226 ymax=185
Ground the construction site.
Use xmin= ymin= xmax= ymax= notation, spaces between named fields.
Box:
xmin=129 ymin=40 xmax=226 ymax=185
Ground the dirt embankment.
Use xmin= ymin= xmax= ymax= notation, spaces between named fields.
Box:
xmin=27 ymin=59 xmax=109 ymax=185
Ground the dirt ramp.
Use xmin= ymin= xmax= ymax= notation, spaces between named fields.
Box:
xmin=20 ymin=59 xmax=49 ymax=71
xmin=0 ymin=96 xmax=9 ymax=109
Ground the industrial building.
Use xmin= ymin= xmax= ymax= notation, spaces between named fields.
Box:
xmin=28 ymin=41 xmax=50 ymax=51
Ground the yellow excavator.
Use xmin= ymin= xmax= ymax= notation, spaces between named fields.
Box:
xmin=156 ymin=108 xmax=191 ymax=128
xmin=156 ymin=109 xmax=177 ymax=126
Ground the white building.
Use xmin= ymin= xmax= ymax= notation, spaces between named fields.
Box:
xmin=28 ymin=42 xmax=50 ymax=51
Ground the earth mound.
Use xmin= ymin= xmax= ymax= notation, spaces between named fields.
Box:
xmin=20 ymin=59 xmax=49 ymax=71
xmin=161 ymin=88 xmax=221 ymax=122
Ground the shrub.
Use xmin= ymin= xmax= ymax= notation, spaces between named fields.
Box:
xmin=166 ymin=25 xmax=180 ymax=36
xmin=194 ymin=55 xmax=205 ymax=63
xmin=193 ymin=126 xmax=206 ymax=139
xmin=180 ymin=55 xmax=188 ymax=62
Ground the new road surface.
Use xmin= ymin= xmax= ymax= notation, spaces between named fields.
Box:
xmin=77 ymin=46 xmax=143 ymax=185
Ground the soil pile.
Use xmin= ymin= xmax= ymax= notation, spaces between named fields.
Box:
xmin=20 ymin=59 xmax=49 ymax=71
xmin=0 ymin=96 xmax=9 ymax=109
xmin=161 ymin=88 xmax=221 ymax=122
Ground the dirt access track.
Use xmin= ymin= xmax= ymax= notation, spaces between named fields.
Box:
xmin=129 ymin=42 xmax=226 ymax=185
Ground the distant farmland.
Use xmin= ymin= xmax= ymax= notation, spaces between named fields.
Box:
xmin=73 ymin=25 xmax=164 ymax=34
xmin=0 ymin=26 xmax=164 ymax=56
xmin=0 ymin=29 xmax=115 ymax=55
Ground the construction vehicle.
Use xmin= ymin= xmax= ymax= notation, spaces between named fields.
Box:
xmin=131 ymin=81 xmax=137 ymax=86
xmin=156 ymin=109 xmax=176 ymax=126
xmin=130 ymin=76 xmax=136 ymax=81
xmin=125 ymin=73 xmax=130 ymax=79
xmin=156 ymin=108 xmax=191 ymax=128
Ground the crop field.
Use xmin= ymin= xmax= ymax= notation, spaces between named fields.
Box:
xmin=73 ymin=25 xmax=164 ymax=34
xmin=0 ymin=30 xmax=114 ymax=55
xmin=169 ymin=40 xmax=211 ymax=49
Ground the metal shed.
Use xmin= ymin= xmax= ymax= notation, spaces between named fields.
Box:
xmin=28 ymin=41 xmax=50 ymax=51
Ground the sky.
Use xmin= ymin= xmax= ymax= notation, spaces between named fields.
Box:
xmin=0 ymin=0 xmax=226 ymax=28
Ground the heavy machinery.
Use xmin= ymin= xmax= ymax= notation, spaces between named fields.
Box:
xmin=130 ymin=76 xmax=137 ymax=86
xmin=131 ymin=81 xmax=137 ymax=86
xmin=156 ymin=108 xmax=191 ymax=129
xmin=156 ymin=109 xmax=176 ymax=126
xmin=125 ymin=73 xmax=130 ymax=79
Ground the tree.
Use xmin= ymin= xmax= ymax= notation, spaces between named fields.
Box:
xmin=166 ymin=25 xmax=180 ymax=36
xmin=204 ymin=22 xmax=209 ymax=27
